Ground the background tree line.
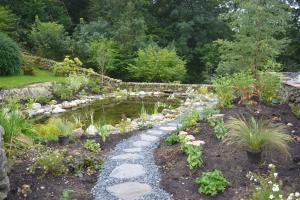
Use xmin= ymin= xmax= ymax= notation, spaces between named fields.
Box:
xmin=0 ymin=0 xmax=299 ymax=83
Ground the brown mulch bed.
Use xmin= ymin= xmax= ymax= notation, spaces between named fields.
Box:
xmin=7 ymin=130 xmax=140 ymax=200
xmin=155 ymin=102 xmax=300 ymax=200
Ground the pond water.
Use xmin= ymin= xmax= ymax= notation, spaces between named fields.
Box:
xmin=37 ymin=95 xmax=182 ymax=126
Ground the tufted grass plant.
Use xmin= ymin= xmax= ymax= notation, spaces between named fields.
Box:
xmin=224 ymin=116 xmax=292 ymax=156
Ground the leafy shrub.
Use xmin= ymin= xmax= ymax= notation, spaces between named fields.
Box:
xmin=209 ymin=118 xmax=227 ymax=140
xmin=212 ymin=76 xmax=234 ymax=108
xmin=35 ymin=96 xmax=51 ymax=104
xmin=180 ymin=110 xmax=200 ymax=129
xmin=66 ymin=154 xmax=103 ymax=176
xmin=55 ymin=119 xmax=75 ymax=136
xmin=22 ymin=64 xmax=35 ymax=75
xmin=289 ymin=103 xmax=300 ymax=119
xmin=88 ymin=79 xmax=102 ymax=94
xmin=52 ymin=56 xmax=83 ymax=76
xmin=164 ymin=133 xmax=179 ymax=145
xmin=225 ymin=116 xmax=292 ymax=155
xmin=257 ymin=72 xmax=281 ymax=102
xmin=247 ymin=164 xmax=300 ymax=200
xmin=203 ymin=107 xmax=220 ymax=120
xmin=232 ymin=72 xmax=255 ymax=103
xmin=0 ymin=32 xmax=22 ymax=75
xmin=186 ymin=145 xmax=204 ymax=169
xmin=30 ymin=150 xmax=68 ymax=177
xmin=29 ymin=17 xmax=70 ymax=60
xmin=118 ymin=118 xmax=130 ymax=134
xmin=98 ymin=125 xmax=110 ymax=142
xmin=34 ymin=119 xmax=61 ymax=141
xmin=128 ymin=45 xmax=186 ymax=82
xmin=196 ymin=170 xmax=228 ymax=196
xmin=84 ymin=139 xmax=101 ymax=153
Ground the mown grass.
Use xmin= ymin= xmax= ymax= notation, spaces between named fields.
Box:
xmin=0 ymin=68 xmax=64 ymax=89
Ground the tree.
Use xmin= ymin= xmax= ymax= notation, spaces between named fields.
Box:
xmin=89 ymin=37 xmax=118 ymax=82
xmin=216 ymin=0 xmax=291 ymax=75
xmin=0 ymin=6 xmax=18 ymax=36
xmin=128 ymin=45 xmax=186 ymax=82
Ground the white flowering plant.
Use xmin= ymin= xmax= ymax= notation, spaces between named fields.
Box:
xmin=247 ymin=164 xmax=300 ymax=200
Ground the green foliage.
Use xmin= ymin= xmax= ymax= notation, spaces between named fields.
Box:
xmin=34 ymin=119 xmax=61 ymax=141
xmin=128 ymin=45 xmax=186 ymax=82
xmin=29 ymin=17 xmax=70 ymax=60
xmin=180 ymin=110 xmax=200 ymax=129
xmin=55 ymin=119 xmax=75 ymax=136
xmin=84 ymin=139 xmax=101 ymax=153
xmin=216 ymin=0 xmax=290 ymax=74
xmin=98 ymin=125 xmax=110 ymax=142
xmin=140 ymin=104 xmax=148 ymax=120
xmin=118 ymin=118 xmax=130 ymax=134
xmin=52 ymin=56 xmax=83 ymax=76
xmin=203 ymin=107 xmax=220 ymax=120
xmin=208 ymin=117 xmax=227 ymax=140
xmin=186 ymin=145 xmax=203 ymax=169
xmin=59 ymin=190 xmax=73 ymax=200
xmin=0 ymin=32 xmax=22 ymax=75
xmin=30 ymin=150 xmax=68 ymax=177
xmin=22 ymin=64 xmax=35 ymax=75
xmin=88 ymin=79 xmax=102 ymax=94
xmin=257 ymin=72 xmax=281 ymax=102
xmin=289 ymin=103 xmax=300 ymax=119
xmin=225 ymin=116 xmax=292 ymax=155
xmin=212 ymin=76 xmax=234 ymax=108
xmin=196 ymin=170 xmax=228 ymax=196
xmin=164 ymin=133 xmax=179 ymax=145
xmin=232 ymin=72 xmax=256 ymax=103
xmin=0 ymin=6 xmax=18 ymax=36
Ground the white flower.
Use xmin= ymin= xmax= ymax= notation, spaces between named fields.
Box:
xmin=254 ymin=179 xmax=257 ymax=182
xmin=295 ymin=192 xmax=300 ymax=197
xmin=274 ymin=173 xmax=278 ymax=178
xmin=272 ymin=184 xmax=279 ymax=192
xmin=179 ymin=131 xmax=188 ymax=135
xmin=279 ymin=194 xmax=283 ymax=199
xmin=186 ymin=135 xmax=195 ymax=140
xmin=268 ymin=164 xmax=275 ymax=168
xmin=269 ymin=194 xmax=274 ymax=199
xmin=268 ymin=181 xmax=273 ymax=184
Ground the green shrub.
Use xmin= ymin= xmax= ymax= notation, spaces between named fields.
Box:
xmin=34 ymin=119 xmax=61 ymax=141
xmin=211 ymin=118 xmax=227 ymax=140
xmin=52 ymin=56 xmax=83 ymax=76
xmin=30 ymin=150 xmax=68 ymax=177
xmin=203 ymin=106 xmax=220 ymax=120
xmin=0 ymin=6 xmax=18 ymax=36
xmin=212 ymin=76 xmax=234 ymax=108
xmin=22 ymin=64 xmax=35 ymax=75
xmin=128 ymin=45 xmax=186 ymax=82
xmin=88 ymin=79 xmax=102 ymax=94
xmin=98 ymin=125 xmax=110 ymax=142
xmin=289 ymin=103 xmax=300 ymax=119
xmin=225 ymin=116 xmax=292 ymax=156
xmin=29 ymin=17 xmax=70 ymax=60
xmin=0 ymin=32 xmax=22 ymax=75
xmin=84 ymin=139 xmax=101 ymax=153
xmin=257 ymin=72 xmax=281 ymax=102
xmin=180 ymin=110 xmax=200 ymax=129
xmin=232 ymin=72 xmax=255 ymax=103
xmin=186 ymin=145 xmax=203 ymax=169
xmin=196 ymin=170 xmax=228 ymax=196
xmin=164 ymin=133 xmax=179 ymax=145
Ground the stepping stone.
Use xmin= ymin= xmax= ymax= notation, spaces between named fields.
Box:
xmin=159 ymin=126 xmax=177 ymax=131
xmin=110 ymin=164 xmax=145 ymax=179
xmin=112 ymin=153 xmax=143 ymax=160
xmin=132 ymin=141 xmax=151 ymax=147
xmin=123 ymin=148 xmax=142 ymax=153
xmin=140 ymin=134 xmax=158 ymax=142
xmin=107 ymin=182 xmax=152 ymax=200
xmin=147 ymin=130 xmax=164 ymax=136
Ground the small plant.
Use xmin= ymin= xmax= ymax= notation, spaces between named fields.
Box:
xmin=203 ymin=106 xmax=220 ymax=120
xmin=65 ymin=155 xmax=103 ymax=176
xmin=98 ymin=125 xmax=110 ymax=142
xmin=225 ymin=116 xmax=292 ymax=163
xmin=257 ymin=72 xmax=281 ymax=102
xmin=59 ymin=190 xmax=74 ymax=200
xmin=84 ymin=139 xmax=101 ymax=153
xmin=212 ymin=76 xmax=234 ymax=108
xmin=289 ymin=103 xmax=300 ymax=119
xmin=232 ymin=72 xmax=255 ymax=103
xmin=118 ymin=118 xmax=130 ymax=134
xmin=153 ymin=102 xmax=159 ymax=115
xmin=140 ymin=103 xmax=148 ymax=120
xmin=208 ymin=117 xmax=227 ymax=140
xmin=30 ymin=150 xmax=68 ymax=177
xmin=55 ymin=119 xmax=75 ymax=136
xmin=164 ymin=133 xmax=179 ymax=145
xmin=186 ymin=145 xmax=203 ymax=169
xmin=180 ymin=110 xmax=200 ymax=129
xmin=197 ymin=86 xmax=209 ymax=94
xmin=25 ymin=97 xmax=35 ymax=110
xmin=195 ymin=170 xmax=228 ymax=196
xmin=247 ymin=164 xmax=300 ymax=200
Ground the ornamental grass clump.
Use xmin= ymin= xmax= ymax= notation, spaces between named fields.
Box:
xmin=224 ymin=116 xmax=292 ymax=163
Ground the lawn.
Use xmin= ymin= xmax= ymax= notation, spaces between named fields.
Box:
xmin=0 ymin=68 xmax=64 ymax=89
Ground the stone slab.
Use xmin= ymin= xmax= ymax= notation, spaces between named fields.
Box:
xmin=140 ymin=134 xmax=158 ymax=142
xmin=159 ymin=126 xmax=177 ymax=131
xmin=132 ymin=141 xmax=151 ymax=147
xmin=107 ymin=182 xmax=152 ymax=200
xmin=110 ymin=164 xmax=145 ymax=179
xmin=123 ymin=148 xmax=142 ymax=153
xmin=146 ymin=130 xmax=164 ymax=136
xmin=112 ymin=153 xmax=143 ymax=160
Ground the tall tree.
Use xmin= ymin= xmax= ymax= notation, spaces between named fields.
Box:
xmin=216 ymin=0 xmax=291 ymax=75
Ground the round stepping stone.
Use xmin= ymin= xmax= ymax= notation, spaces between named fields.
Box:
xmin=146 ymin=130 xmax=164 ymax=136
xmin=110 ymin=164 xmax=145 ymax=179
xmin=140 ymin=134 xmax=158 ymax=142
xmin=132 ymin=141 xmax=151 ymax=147
xmin=159 ymin=126 xmax=177 ymax=131
xmin=123 ymin=148 xmax=142 ymax=153
xmin=112 ymin=153 xmax=143 ymax=160
xmin=107 ymin=182 xmax=152 ymax=200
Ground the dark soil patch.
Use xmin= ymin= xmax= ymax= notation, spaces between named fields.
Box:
xmin=155 ymin=102 xmax=300 ymax=200
xmin=7 ymin=130 xmax=140 ymax=200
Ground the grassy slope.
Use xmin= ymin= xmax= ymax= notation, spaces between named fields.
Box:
xmin=0 ymin=68 xmax=64 ymax=89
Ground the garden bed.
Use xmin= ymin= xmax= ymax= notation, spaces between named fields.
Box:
xmin=155 ymin=102 xmax=300 ymax=200
xmin=7 ymin=130 xmax=141 ymax=200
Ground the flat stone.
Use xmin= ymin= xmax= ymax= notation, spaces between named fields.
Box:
xmin=106 ymin=182 xmax=152 ymax=200
xmin=146 ymin=130 xmax=164 ymax=136
xmin=132 ymin=141 xmax=151 ymax=147
xmin=110 ymin=164 xmax=145 ymax=179
xmin=123 ymin=148 xmax=142 ymax=153
xmin=159 ymin=126 xmax=177 ymax=131
xmin=140 ymin=134 xmax=158 ymax=142
xmin=112 ymin=153 xmax=143 ymax=160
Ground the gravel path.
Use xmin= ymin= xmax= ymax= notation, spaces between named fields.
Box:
xmin=92 ymin=99 xmax=216 ymax=200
